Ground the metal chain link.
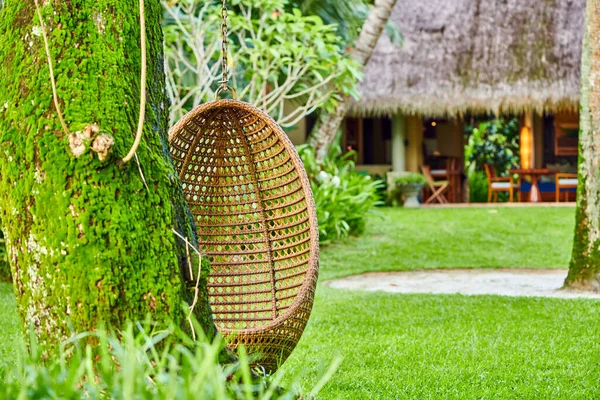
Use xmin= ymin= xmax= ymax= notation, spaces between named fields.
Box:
xmin=220 ymin=0 xmax=229 ymax=89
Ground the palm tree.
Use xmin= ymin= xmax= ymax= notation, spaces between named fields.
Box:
xmin=306 ymin=0 xmax=399 ymax=162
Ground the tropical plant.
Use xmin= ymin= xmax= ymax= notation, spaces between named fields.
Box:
xmin=465 ymin=117 xmax=519 ymax=203
xmin=464 ymin=117 xmax=520 ymax=175
xmin=298 ymin=145 xmax=383 ymax=243
xmin=162 ymin=0 xmax=361 ymax=127
xmin=0 ymin=321 xmax=335 ymax=399
xmin=464 ymin=117 xmax=519 ymax=202
xmin=394 ymin=173 xmax=426 ymax=186
xmin=467 ymin=170 xmax=490 ymax=203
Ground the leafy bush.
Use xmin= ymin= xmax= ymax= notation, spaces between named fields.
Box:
xmin=468 ymin=170 xmax=489 ymax=203
xmin=464 ymin=117 xmax=519 ymax=175
xmin=394 ymin=173 xmax=426 ymax=186
xmin=298 ymin=145 xmax=383 ymax=244
xmin=162 ymin=0 xmax=360 ymax=127
xmin=0 ymin=321 xmax=332 ymax=399
xmin=464 ymin=117 xmax=519 ymax=202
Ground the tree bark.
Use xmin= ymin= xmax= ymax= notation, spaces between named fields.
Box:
xmin=565 ymin=0 xmax=600 ymax=291
xmin=307 ymin=0 xmax=398 ymax=162
xmin=0 ymin=0 xmax=215 ymax=348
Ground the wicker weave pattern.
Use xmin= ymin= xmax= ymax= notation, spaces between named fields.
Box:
xmin=169 ymin=100 xmax=319 ymax=371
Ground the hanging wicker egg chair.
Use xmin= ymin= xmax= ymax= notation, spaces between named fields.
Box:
xmin=169 ymin=99 xmax=319 ymax=372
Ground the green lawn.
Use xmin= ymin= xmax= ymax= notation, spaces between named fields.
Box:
xmin=278 ymin=206 xmax=600 ymax=399
xmin=282 ymin=290 xmax=600 ymax=399
xmin=2 ymin=206 xmax=599 ymax=399
xmin=320 ymin=207 xmax=575 ymax=281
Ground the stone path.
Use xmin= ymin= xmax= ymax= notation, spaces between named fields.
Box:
xmin=325 ymin=269 xmax=600 ymax=299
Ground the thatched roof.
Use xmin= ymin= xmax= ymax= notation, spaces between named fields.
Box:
xmin=349 ymin=0 xmax=585 ymax=117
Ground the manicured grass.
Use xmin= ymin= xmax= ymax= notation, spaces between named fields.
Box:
xmin=320 ymin=207 xmax=576 ymax=280
xmin=2 ymin=206 xmax=597 ymax=399
xmin=277 ymin=206 xmax=600 ymax=399
xmin=282 ymin=288 xmax=600 ymax=399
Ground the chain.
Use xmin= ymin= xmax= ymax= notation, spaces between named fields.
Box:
xmin=220 ymin=0 xmax=229 ymax=89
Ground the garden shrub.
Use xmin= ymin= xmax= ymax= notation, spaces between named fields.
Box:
xmin=162 ymin=0 xmax=360 ymax=128
xmin=468 ymin=170 xmax=489 ymax=203
xmin=394 ymin=173 xmax=427 ymax=186
xmin=298 ymin=145 xmax=383 ymax=244
xmin=464 ymin=117 xmax=520 ymax=174
xmin=464 ymin=117 xmax=519 ymax=202
xmin=0 ymin=321 xmax=327 ymax=399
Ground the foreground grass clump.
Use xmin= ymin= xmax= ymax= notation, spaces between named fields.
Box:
xmin=320 ymin=207 xmax=575 ymax=280
xmin=0 ymin=306 xmax=327 ymax=399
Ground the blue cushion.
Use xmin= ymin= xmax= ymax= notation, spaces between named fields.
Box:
xmin=519 ymin=182 xmax=576 ymax=193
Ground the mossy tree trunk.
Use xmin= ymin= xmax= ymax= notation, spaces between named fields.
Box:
xmin=307 ymin=0 xmax=398 ymax=163
xmin=0 ymin=0 xmax=215 ymax=348
xmin=0 ymin=228 xmax=8 ymax=281
xmin=566 ymin=0 xmax=600 ymax=291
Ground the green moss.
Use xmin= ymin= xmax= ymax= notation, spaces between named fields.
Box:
xmin=565 ymin=145 xmax=600 ymax=288
xmin=0 ymin=224 xmax=8 ymax=282
xmin=0 ymin=0 xmax=214 ymax=348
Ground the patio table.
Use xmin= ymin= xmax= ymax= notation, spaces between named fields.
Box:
xmin=508 ymin=168 xmax=558 ymax=203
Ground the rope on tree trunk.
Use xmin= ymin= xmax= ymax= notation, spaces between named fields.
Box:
xmin=34 ymin=0 xmax=148 ymax=166
xmin=34 ymin=0 xmax=70 ymax=137
xmin=121 ymin=0 xmax=147 ymax=164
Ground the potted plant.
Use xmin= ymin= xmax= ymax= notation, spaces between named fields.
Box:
xmin=394 ymin=173 xmax=427 ymax=208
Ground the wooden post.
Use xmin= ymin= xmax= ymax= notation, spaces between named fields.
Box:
xmin=392 ymin=114 xmax=407 ymax=172
xmin=520 ymin=111 xmax=534 ymax=169
xmin=406 ymin=115 xmax=424 ymax=172
xmin=533 ymin=113 xmax=544 ymax=168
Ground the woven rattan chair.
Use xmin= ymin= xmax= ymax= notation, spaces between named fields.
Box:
xmin=169 ymin=99 xmax=319 ymax=372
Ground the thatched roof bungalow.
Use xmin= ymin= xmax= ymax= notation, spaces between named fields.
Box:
xmin=350 ymin=0 xmax=584 ymax=117
xmin=335 ymin=0 xmax=584 ymax=202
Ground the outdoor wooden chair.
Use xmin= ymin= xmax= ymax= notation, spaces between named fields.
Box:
xmin=484 ymin=164 xmax=514 ymax=203
xmin=555 ymin=173 xmax=578 ymax=202
xmin=421 ymin=165 xmax=449 ymax=204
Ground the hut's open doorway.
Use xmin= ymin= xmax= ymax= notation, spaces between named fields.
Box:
xmin=340 ymin=111 xmax=579 ymax=203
